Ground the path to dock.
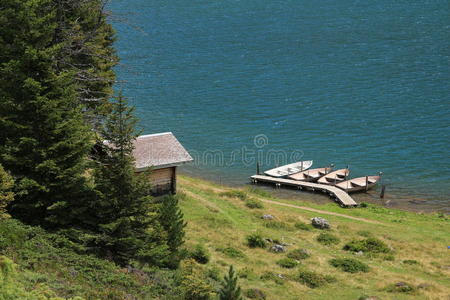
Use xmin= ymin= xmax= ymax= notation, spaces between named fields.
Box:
xmin=250 ymin=175 xmax=358 ymax=207
xmin=260 ymin=199 xmax=383 ymax=224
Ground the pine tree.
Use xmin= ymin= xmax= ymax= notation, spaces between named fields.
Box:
xmin=0 ymin=165 xmax=14 ymax=219
xmin=90 ymin=93 xmax=169 ymax=266
xmin=218 ymin=266 xmax=243 ymax=300
xmin=0 ymin=0 xmax=95 ymax=227
xmin=53 ymin=0 xmax=118 ymax=119
xmin=159 ymin=194 xmax=186 ymax=268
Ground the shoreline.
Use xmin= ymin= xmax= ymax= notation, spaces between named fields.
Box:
xmin=180 ymin=167 xmax=449 ymax=214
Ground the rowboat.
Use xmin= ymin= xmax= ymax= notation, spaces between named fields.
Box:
xmin=317 ymin=168 xmax=350 ymax=185
xmin=335 ymin=176 xmax=380 ymax=193
xmin=288 ymin=167 xmax=332 ymax=182
xmin=264 ymin=161 xmax=313 ymax=178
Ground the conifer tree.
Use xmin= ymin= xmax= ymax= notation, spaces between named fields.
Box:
xmin=218 ymin=266 xmax=243 ymax=300
xmin=0 ymin=0 xmax=95 ymax=227
xmin=0 ymin=165 xmax=14 ymax=219
xmin=159 ymin=194 xmax=186 ymax=268
xmin=91 ymin=93 xmax=169 ymax=266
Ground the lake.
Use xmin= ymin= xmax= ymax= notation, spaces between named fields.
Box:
xmin=109 ymin=0 xmax=450 ymax=212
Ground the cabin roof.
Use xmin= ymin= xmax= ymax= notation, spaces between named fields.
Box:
xmin=132 ymin=132 xmax=193 ymax=171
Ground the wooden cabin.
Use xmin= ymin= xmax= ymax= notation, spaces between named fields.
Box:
xmin=132 ymin=132 xmax=193 ymax=195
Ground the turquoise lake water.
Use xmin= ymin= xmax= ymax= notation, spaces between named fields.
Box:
xmin=109 ymin=0 xmax=450 ymax=211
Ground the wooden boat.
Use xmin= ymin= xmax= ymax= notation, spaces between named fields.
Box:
xmin=264 ymin=160 xmax=313 ymax=178
xmin=317 ymin=168 xmax=350 ymax=185
xmin=288 ymin=167 xmax=332 ymax=182
xmin=335 ymin=176 xmax=380 ymax=193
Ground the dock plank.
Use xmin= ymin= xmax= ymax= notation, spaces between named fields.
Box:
xmin=250 ymin=175 xmax=358 ymax=207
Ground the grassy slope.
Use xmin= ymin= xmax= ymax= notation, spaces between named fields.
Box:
xmin=178 ymin=175 xmax=450 ymax=300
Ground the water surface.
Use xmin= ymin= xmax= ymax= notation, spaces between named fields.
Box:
xmin=109 ymin=0 xmax=450 ymax=211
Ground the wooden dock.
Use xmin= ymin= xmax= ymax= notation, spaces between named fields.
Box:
xmin=250 ymin=175 xmax=358 ymax=207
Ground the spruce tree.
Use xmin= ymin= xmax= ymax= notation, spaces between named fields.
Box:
xmin=0 ymin=0 xmax=95 ymax=227
xmin=0 ymin=165 xmax=14 ymax=219
xmin=218 ymin=266 xmax=243 ymax=300
xmin=91 ymin=93 xmax=169 ymax=266
xmin=159 ymin=194 xmax=186 ymax=268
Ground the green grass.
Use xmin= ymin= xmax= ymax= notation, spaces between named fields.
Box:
xmin=3 ymin=174 xmax=449 ymax=300
xmin=178 ymin=175 xmax=450 ymax=300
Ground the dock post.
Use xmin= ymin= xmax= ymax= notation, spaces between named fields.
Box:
xmin=380 ymin=185 xmax=386 ymax=198
xmin=256 ymin=162 xmax=260 ymax=175
xmin=365 ymin=176 xmax=369 ymax=192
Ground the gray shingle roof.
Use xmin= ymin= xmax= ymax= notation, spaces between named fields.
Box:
xmin=132 ymin=132 xmax=193 ymax=171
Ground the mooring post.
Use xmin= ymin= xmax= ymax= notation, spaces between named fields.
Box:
xmin=365 ymin=176 xmax=369 ymax=192
xmin=380 ymin=185 xmax=386 ymax=198
xmin=256 ymin=161 xmax=260 ymax=175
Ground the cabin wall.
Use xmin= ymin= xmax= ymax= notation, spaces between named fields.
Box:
xmin=139 ymin=166 xmax=177 ymax=196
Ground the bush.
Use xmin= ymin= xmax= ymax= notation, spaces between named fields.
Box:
xmin=263 ymin=221 xmax=291 ymax=230
xmin=385 ymin=282 xmax=417 ymax=294
xmin=294 ymin=222 xmax=311 ymax=231
xmin=245 ymin=199 xmax=264 ymax=209
xmin=245 ymin=288 xmax=266 ymax=299
xmin=216 ymin=247 xmax=246 ymax=259
xmin=403 ymin=259 xmax=419 ymax=265
xmin=317 ymin=233 xmax=340 ymax=246
xmin=343 ymin=238 xmax=391 ymax=254
xmin=295 ymin=270 xmax=336 ymax=288
xmin=287 ymin=249 xmax=310 ymax=260
xmin=260 ymin=272 xmax=284 ymax=285
xmin=220 ymin=190 xmax=247 ymax=201
xmin=276 ymin=258 xmax=299 ymax=269
xmin=329 ymin=258 xmax=369 ymax=273
xmin=246 ymin=233 xmax=266 ymax=248
xmin=190 ymin=244 xmax=210 ymax=264
xmin=357 ymin=230 xmax=372 ymax=237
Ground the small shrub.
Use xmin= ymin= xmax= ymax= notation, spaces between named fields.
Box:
xmin=190 ymin=244 xmax=210 ymax=264
xmin=329 ymin=258 xmax=369 ymax=273
xmin=357 ymin=230 xmax=372 ymax=237
xmin=385 ymin=282 xmax=417 ymax=294
xmin=403 ymin=259 xmax=419 ymax=265
xmin=343 ymin=238 xmax=391 ymax=254
xmin=246 ymin=187 xmax=273 ymax=199
xmin=246 ymin=233 xmax=266 ymax=248
xmin=260 ymin=271 xmax=284 ymax=285
xmin=359 ymin=202 xmax=369 ymax=208
xmin=383 ymin=254 xmax=395 ymax=261
xmin=294 ymin=222 xmax=311 ymax=231
xmin=295 ymin=270 xmax=336 ymax=288
xmin=276 ymin=258 xmax=299 ymax=269
xmin=206 ymin=266 xmax=221 ymax=280
xmin=317 ymin=233 xmax=340 ymax=246
xmin=238 ymin=267 xmax=254 ymax=279
xmin=245 ymin=288 xmax=266 ymax=299
xmin=220 ymin=190 xmax=247 ymax=201
xmin=216 ymin=247 xmax=246 ymax=259
xmin=263 ymin=221 xmax=291 ymax=230
xmin=245 ymin=199 xmax=264 ymax=209
xmin=287 ymin=249 xmax=310 ymax=260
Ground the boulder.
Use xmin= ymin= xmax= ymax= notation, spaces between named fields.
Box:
xmin=261 ymin=214 xmax=274 ymax=220
xmin=270 ymin=244 xmax=286 ymax=253
xmin=311 ymin=217 xmax=330 ymax=229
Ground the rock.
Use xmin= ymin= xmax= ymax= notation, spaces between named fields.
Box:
xmin=270 ymin=244 xmax=286 ymax=253
xmin=417 ymin=283 xmax=432 ymax=290
xmin=311 ymin=217 xmax=330 ymax=229
xmin=262 ymin=214 xmax=274 ymax=220
xmin=355 ymin=251 xmax=364 ymax=256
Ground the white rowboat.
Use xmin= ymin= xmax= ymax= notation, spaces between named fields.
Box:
xmin=264 ymin=161 xmax=313 ymax=178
